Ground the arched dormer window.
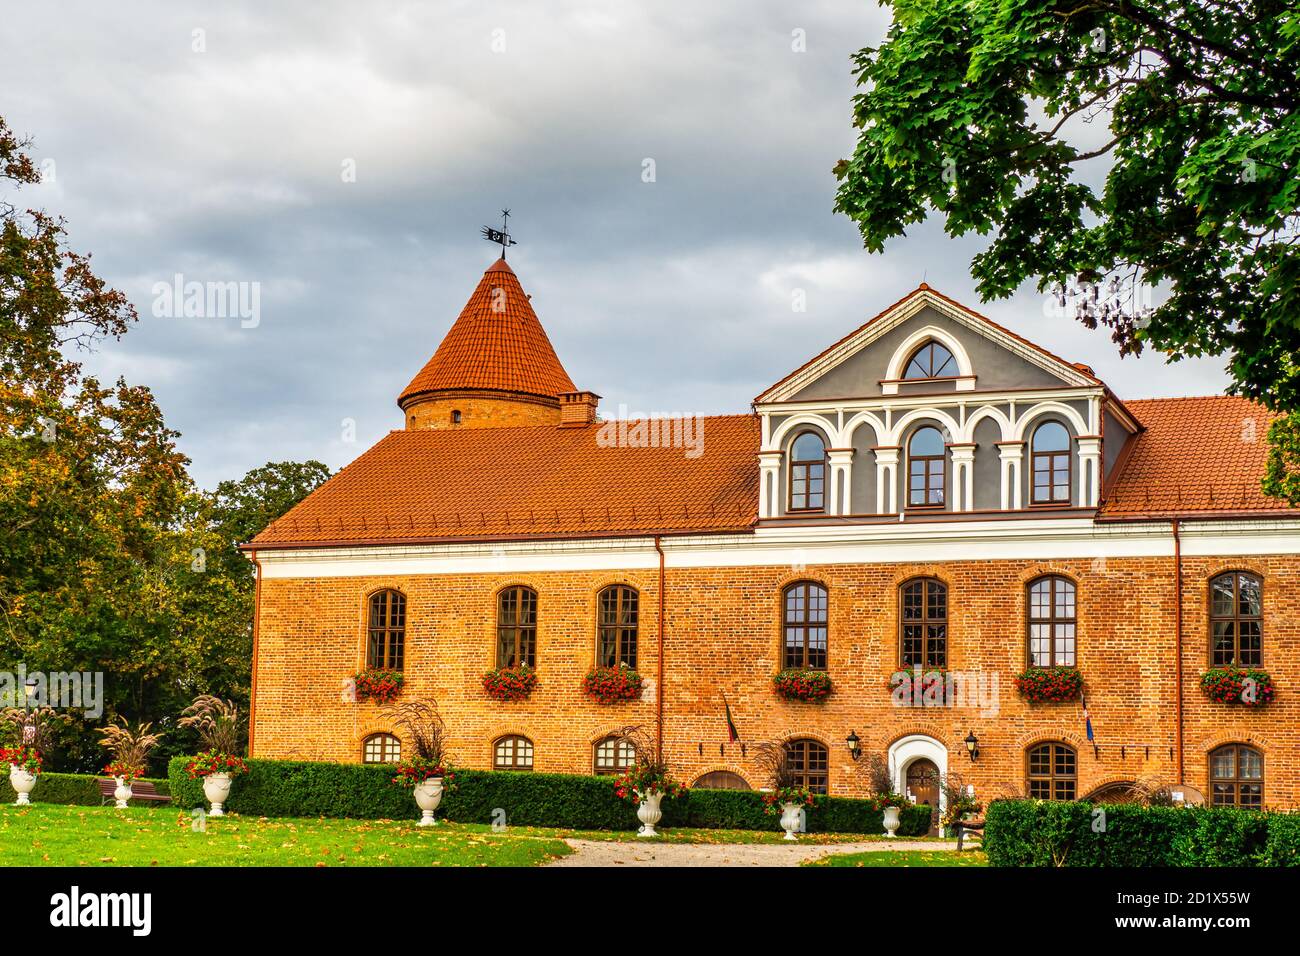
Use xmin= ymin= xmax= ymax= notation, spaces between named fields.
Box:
xmin=1031 ymin=421 xmax=1072 ymax=504
xmin=367 ymin=590 xmax=406 ymax=671
xmin=903 ymin=341 xmax=958 ymax=379
xmin=788 ymin=431 xmax=826 ymax=512
xmin=907 ymin=426 xmax=946 ymax=508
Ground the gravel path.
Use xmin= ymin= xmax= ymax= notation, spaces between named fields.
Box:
xmin=547 ymin=838 xmax=956 ymax=867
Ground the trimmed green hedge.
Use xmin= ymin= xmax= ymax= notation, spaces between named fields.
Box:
xmin=984 ymin=799 xmax=1299 ymax=867
xmin=166 ymin=756 xmax=931 ymax=835
xmin=0 ymin=771 xmax=171 ymax=808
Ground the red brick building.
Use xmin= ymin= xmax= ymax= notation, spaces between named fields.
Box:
xmin=245 ymin=255 xmax=1300 ymax=817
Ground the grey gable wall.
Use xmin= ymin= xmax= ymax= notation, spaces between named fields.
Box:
xmin=788 ymin=305 xmax=1073 ymax=401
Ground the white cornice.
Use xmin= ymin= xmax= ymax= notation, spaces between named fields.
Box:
xmin=255 ymin=518 xmax=1300 ymax=579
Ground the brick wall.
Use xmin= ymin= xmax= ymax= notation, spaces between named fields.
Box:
xmin=403 ymin=394 xmax=560 ymax=431
xmin=251 ymin=553 xmax=1299 ymax=806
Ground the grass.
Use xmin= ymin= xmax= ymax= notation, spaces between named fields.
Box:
xmin=0 ymin=804 xmax=572 ymax=867
xmin=805 ymin=849 xmax=987 ymax=867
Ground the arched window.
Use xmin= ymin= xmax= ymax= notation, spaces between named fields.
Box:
xmin=1028 ymin=576 xmax=1076 ymax=667
xmin=494 ymin=735 xmax=534 ymax=771
xmin=597 ymin=585 xmax=639 ymax=669
xmin=907 ymin=426 xmax=946 ymax=508
xmin=496 ymin=586 xmax=538 ymax=668
xmin=782 ymin=581 xmax=828 ymax=670
xmin=367 ymin=590 xmax=406 ymax=671
xmin=593 ymin=735 xmax=636 ymax=776
xmin=362 ymin=733 xmax=401 ymax=764
xmin=692 ymin=770 xmax=751 ymax=791
xmin=900 ymin=577 xmax=947 ymax=668
xmin=1026 ymin=742 xmax=1076 ymax=800
xmin=903 ymin=341 xmax=958 ymax=379
xmin=1030 ymin=421 xmax=1072 ymax=504
xmin=1209 ymin=744 xmax=1263 ymax=808
xmin=1210 ymin=572 xmax=1262 ymax=667
xmin=788 ymin=431 xmax=827 ymax=512
xmin=784 ymin=739 xmax=829 ymax=794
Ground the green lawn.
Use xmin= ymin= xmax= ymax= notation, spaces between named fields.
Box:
xmin=806 ymin=849 xmax=987 ymax=867
xmin=0 ymin=804 xmax=572 ymax=867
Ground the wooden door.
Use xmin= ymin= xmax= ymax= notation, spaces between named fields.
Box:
xmin=906 ymin=758 xmax=940 ymax=833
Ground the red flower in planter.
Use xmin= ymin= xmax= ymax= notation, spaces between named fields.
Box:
xmin=1015 ymin=666 xmax=1083 ymax=703
xmin=581 ymin=664 xmax=643 ymax=703
xmin=482 ymin=665 xmax=538 ymax=701
xmin=352 ymin=669 xmax=404 ymax=705
xmin=772 ymin=668 xmax=833 ymax=702
xmin=1200 ymin=665 xmax=1274 ymax=706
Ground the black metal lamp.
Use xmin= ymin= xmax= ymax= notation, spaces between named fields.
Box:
xmin=846 ymin=730 xmax=861 ymax=761
xmin=964 ymin=730 xmax=979 ymax=761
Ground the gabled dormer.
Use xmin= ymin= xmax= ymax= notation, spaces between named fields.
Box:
xmin=753 ymin=285 xmax=1141 ymax=522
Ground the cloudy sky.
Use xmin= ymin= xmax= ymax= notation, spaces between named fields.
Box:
xmin=2 ymin=1 xmax=1230 ymax=488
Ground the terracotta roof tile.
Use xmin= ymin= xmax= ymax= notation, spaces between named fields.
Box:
xmin=1100 ymin=396 xmax=1296 ymax=518
xmin=398 ymin=258 xmax=576 ymax=408
xmin=251 ymin=414 xmax=759 ymax=547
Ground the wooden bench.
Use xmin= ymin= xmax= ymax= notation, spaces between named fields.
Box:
xmin=97 ymin=778 xmax=171 ymax=805
xmin=953 ymin=819 xmax=985 ymax=851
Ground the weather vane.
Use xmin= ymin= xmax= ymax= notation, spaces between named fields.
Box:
xmin=481 ymin=209 xmax=517 ymax=259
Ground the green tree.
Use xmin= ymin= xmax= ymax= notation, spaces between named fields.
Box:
xmin=1 ymin=115 xmax=330 ymax=771
xmin=833 ymin=0 xmax=1300 ymax=497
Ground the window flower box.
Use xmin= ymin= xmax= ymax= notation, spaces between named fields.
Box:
xmin=352 ymin=668 xmax=404 ymax=705
xmin=581 ymin=663 xmax=643 ymax=703
xmin=1014 ymin=665 xmax=1083 ymax=703
xmin=1201 ymin=665 xmax=1274 ymax=706
xmin=773 ymin=668 xmax=833 ymax=702
xmin=481 ymin=664 xmax=538 ymax=701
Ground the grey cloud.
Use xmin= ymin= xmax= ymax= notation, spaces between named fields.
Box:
xmin=1 ymin=0 xmax=1230 ymax=488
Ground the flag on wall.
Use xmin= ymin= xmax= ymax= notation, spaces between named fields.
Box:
xmin=723 ymin=694 xmax=740 ymax=742
xmin=1082 ymin=695 xmax=1094 ymax=743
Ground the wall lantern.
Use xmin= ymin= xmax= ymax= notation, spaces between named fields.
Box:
xmin=845 ymin=730 xmax=861 ymax=761
xmin=964 ymin=730 xmax=980 ymax=762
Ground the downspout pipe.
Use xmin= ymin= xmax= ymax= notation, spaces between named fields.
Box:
xmin=1172 ymin=519 xmax=1183 ymax=783
xmin=654 ymin=535 xmax=666 ymax=763
xmin=248 ymin=549 xmax=263 ymax=758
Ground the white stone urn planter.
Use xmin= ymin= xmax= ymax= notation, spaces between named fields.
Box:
xmin=882 ymin=805 xmax=901 ymax=838
xmin=780 ymin=802 xmax=804 ymax=841
xmin=113 ymin=776 xmax=133 ymax=809
xmin=9 ymin=764 xmax=37 ymax=806
xmin=636 ymin=791 xmax=663 ymax=837
xmin=203 ymin=771 xmax=232 ymax=816
xmin=414 ymin=777 xmax=444 ymax=826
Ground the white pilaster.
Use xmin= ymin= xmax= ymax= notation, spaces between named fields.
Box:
xmin=874 ymin=446 xmax=900 ymax=514
xmin=828 ymin=449 xmax=855 ymax=516
xmin=949 ymin=445 xmax=976 ymax=512
xmin=998 ymin=442 xmax=1024 ymax=511
xmin=1076 ymin=436 xmax=1102 ymax=508
xmin=758 ymin=451 xmax=783 ymax=518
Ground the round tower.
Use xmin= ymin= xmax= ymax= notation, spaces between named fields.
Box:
xmin=399 ymin=257 xmax=591 ymax=430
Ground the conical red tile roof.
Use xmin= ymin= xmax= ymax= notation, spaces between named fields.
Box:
xmin=398 ymin=258 xmax=576 ymax=409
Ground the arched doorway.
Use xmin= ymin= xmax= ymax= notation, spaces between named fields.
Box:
xmin=888 ymin=734 xmax=949 ymax=835
xmin=1085 ymin=781 xmax=1139 ymax=804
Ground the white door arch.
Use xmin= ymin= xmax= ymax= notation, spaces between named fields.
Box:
xmin=888 ymin=734 xmax=949 ymax=823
